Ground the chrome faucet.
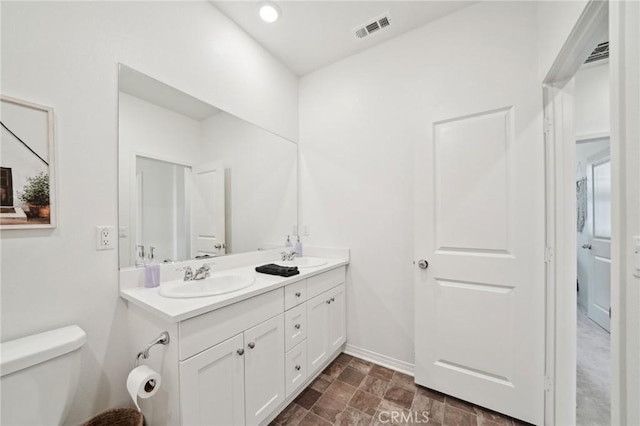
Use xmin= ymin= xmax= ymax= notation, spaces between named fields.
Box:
xmin=281 ymin=250 xmax=297 ymax=261
xmin=182 ymin=266 xmax=194 ymax=281
xmin=193 ymin=263 xmax=212 ymax=280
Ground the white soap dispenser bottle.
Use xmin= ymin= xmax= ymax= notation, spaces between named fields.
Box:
xmin=295 ymin=236 xmax=303 ymax=258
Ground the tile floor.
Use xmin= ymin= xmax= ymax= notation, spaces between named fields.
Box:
xmin=272 ymin=353 xmax=529 ymax=426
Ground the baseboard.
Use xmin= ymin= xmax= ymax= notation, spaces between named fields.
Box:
xmin=343 ymin=344 xmax=414 ymax=376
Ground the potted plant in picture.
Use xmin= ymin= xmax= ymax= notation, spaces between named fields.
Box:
xmin=19 ymin=172 xmax=50 ymax=218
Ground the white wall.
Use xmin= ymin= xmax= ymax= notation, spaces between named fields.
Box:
xmin=0 ymin=2 xmax=298 ymax=424
xmin=299 ymin=1 xmax=548 ymax=367
xmin=574 ymin=61 xmax=610 ymax=310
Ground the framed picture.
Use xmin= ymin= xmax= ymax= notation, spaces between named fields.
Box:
xmin=0 ymin=95 xmax=56 ymax=229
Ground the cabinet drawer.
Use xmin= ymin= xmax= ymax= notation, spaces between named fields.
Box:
xmin=306 ymin=267 xmax=346 ymax=299
xmin=285 ymin=341 xmax=307 ymax=398
xmin=179 ymin=289 xmax=284 ymax=360
xmin=284 ymin=304 xmax=307 ymax=352
xmin=284 ymin=280 xmax=307 ymax=311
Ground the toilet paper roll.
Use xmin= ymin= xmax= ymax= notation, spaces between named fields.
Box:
xmin=126 ymin=365 xmax=161 ymax=410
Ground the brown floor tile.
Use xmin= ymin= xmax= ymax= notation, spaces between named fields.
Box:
xmin=298 ymin=411 xmax=333 ymax=426
xmin=275 ymin=403 xmax=308 ymax=425
xmin=349 ymin=358 xmax=373 ymax=374
xmin=338 ymin=366 xmax=367 ymax=387
xmin=272 ymin=354 xmax=521 ymax=426
xmin=325 ymin=380 xmax=358 ymax=404
xmin=443 ymin=405 xmax=477 ymax=426
xmin=369 ymin=365 xmax=395 ymax=381
xmin=323 ymin=361 xmax=347 ymax=381
xmin=416 ymin=385 xmax=446 ymax=402
xmin=412 ymin=394 xmax=445 ymax=424
xmin=348 ymin=389 xmax=381 ymax=416
xmin=311 ymin=394 xmax=347 ymax=423
xmin=445 ymin=396 xmax=475 ymax=414
xmin=295 ymin=388 xmax=323 ymax=410
xmin=359 ymin=375 xmax=389 ymax=398
xmin=335 ymin=406 xmax=372 ymax=426
xmin=310 ymin=376 xmax=332 ymax=393
xmin=383 ymin=385 xmax=415 ymax=410
xmin=474 ymin=406 xmax=512 ymax=426
xmin=335 ymin=353 xmax=355 ymax=367
xmin=389 ymin=371 xmax=417 ymax=392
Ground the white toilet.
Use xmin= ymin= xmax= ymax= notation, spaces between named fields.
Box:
xmin=0 ymin=325 xmax=87 ymax=425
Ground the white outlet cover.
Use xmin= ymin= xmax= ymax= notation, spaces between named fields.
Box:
xmin=96 ymin=226 xmax=116 ymax=250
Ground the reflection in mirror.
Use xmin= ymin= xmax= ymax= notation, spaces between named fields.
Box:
xmin=118 ymin=65 xmax=297 ymax=268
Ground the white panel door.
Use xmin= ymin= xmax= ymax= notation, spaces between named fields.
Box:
xmin=192 ymin=162 xmax=225 ymax=257
xmin=306 ymin=292 xmax=330 ymax=374
xmin=244 ymin=314 xmax=285 ymax=425
xmin=586 ymin=148 xmax=611 ymax=332
xmin=179 ymin=334 xmax=245 ymax=426
xmin=415 ymin=106 xmax=544 ymax=423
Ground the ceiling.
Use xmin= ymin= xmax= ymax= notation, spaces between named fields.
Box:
xmin=211 ymin=1 xmax=476 ymax=76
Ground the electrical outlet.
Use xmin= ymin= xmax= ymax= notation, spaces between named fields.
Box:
xmin=292 ymin=224 xmax=298 ymax=235
xmin=96 ymin=226 xmax=115 ymax=250
xmin=303 ymin=224 xmax=310 ymax=236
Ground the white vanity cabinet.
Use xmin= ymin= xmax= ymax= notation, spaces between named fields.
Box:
xmin=307 ymin=283 xmax=346 ymax=375
xmin=126 ymin=265 xmax=347 ymax=426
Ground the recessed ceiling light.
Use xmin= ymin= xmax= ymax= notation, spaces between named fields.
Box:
xmin=258 ymin=1 xmax=280 ymax=23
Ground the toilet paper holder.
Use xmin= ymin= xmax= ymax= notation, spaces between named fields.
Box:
xmin=135 ymin=331 xmax=170 ymax=367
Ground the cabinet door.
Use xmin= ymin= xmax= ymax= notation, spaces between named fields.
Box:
xmin=244 ymin=314 xmax=285 ymax=425
xmin=328 ymin=284 xmax=346 ymax=352
xmin=307 ymin=292 xmax=330 ymax=375
xmin=180 ymin=334 xmax=245 ymax=426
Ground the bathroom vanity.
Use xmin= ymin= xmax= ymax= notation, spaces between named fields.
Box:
xmin=120 ymin=255 xmax=348 ymax=426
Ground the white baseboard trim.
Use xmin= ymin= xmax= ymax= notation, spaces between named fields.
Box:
xmin=343 ymin=344 xmax=414 ymax=376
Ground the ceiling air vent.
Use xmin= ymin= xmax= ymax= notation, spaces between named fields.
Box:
xmin=585 ymin=42 xmax=609 ymax=64
xmin=354 ymin=13 xmax=391 ymax=39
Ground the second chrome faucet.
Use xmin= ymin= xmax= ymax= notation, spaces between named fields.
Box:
xmin=182 ymin=263 xmax=213 ymax=281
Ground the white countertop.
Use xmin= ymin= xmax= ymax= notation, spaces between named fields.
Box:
xmin=120 ymin=257 xmax=349 ymax=323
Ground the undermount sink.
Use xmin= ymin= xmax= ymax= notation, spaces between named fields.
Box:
xmin=275 ymin=257 xmax=328 ymax=268
xmin=159 ymin=274 xmax=255 ymax=298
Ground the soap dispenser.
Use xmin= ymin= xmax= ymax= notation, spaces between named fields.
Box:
xmin=285 ymin=235 xmax=292 ymax=248
xmin=295 ymin=236 xmax=303 ymax=258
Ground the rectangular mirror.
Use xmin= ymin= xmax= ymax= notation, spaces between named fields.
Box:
xmin=118 ymin=65 xmax=297 ymax=269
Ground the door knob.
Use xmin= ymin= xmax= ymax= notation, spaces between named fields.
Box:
xmin=417 ymin=259 xmax=429 ymax=269
xmin=582 ymin=244 xmax=592 ymax=250
xmin=248 ymin=342 xmax=256 ymax=349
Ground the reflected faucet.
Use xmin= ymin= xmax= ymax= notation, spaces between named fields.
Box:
xmin=281 ymin=250 xmax=297 ymax=261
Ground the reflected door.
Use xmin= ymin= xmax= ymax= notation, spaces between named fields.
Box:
xmin=192 ymin=162 xmax=226 ymax=257
xmin=586 ymin=149 xmax=611 ymax=332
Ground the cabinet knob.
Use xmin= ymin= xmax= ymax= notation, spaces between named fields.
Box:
xmin=326 ymin=300 xmax=331 ymax=304
xmin=330 ymin=297 xmax=335 ymax=302
xmin=237 ymin=348 xmax=245 ymax=356
xmin=294 ymin=323 xmax=301 ymax=329
xmin=295 ymin=365 xmax=301 ymax=371
xmin=295 ymin=292 xmax=301 ymax=297
xmin=248 ymin=342 xmax=256 ymax=349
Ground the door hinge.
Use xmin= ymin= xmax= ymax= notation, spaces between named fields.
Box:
xmin=544 ymin=247 xmax=554 ymax=263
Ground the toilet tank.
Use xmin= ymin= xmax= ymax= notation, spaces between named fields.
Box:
xmin=1 ymin=325 xmax=87 ymax=426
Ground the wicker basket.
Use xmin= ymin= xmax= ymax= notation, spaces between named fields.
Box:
xmin=81 ymin=408 xmax=144 ymax=426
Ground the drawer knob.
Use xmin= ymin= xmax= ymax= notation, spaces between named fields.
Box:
xmin=248 ymin=342 xmax=256 ymax=349
xmin=237 ymin=348 xmax=245 ymax=356
xmin=294 ymin=323 xmax=301 ymax=329
xmin=295 ymin=365 xmax=301 ymax=371
xmin=295 ymin=292 xmax=302 ymax=297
